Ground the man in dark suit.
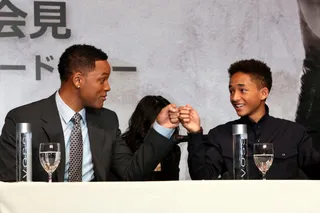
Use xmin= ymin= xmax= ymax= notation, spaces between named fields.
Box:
xmin=0 ymin=44 xmax=180 ymax=182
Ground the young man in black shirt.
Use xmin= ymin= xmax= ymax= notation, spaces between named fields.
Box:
xmin=179 ymin=59 xmax=320 ymax=179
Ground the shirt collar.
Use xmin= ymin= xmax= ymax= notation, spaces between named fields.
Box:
xmin=239 ymin=104 xmax=269 ymax=126
xmin=55 ymin=91 xmax=86 ymax=125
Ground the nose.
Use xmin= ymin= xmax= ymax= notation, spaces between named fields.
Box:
xmin=231 ymin=90 xmax=240 ymax=103
xmin=104 ymin=80 xmax=111 ymax=92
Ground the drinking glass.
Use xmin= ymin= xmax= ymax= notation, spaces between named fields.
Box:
xmin=39 ymin=143 xmax=61 ymax=182
xmin=253 ymin=143 xmax=274 ymax=180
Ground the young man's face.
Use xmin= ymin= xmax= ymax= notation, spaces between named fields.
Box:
xmin=229 ymin=72 xmax=268 ymax=118
xmin=79 ymin=60 xmax=111 ymax=108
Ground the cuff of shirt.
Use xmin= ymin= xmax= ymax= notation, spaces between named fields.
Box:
xmin=153 ymin=121 xmax=175 ymax=139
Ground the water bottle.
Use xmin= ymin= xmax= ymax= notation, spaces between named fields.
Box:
xmin=232 ymin=124 xmax=248 ymax=179
xmin=16 ymin=123 xmax=32 ymax=181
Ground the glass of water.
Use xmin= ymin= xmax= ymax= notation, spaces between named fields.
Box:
xmin=253 ymin=143 xmax=274 ymax=180
xmin=39 ymin=143 xmax=61 ymax=183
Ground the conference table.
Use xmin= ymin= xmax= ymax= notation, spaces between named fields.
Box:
xmin=0 ymin=180 xmax=319 ymax=213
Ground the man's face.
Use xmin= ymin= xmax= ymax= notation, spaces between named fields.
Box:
xmin=229 ymin=72 xmax=267 ymax=117
xmin=79 ymin=60 xmax=111 ymax=108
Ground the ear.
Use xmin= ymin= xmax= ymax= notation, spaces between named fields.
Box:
xmin=260 ymin=87 xmax=269 ymax=101
xmin=72 ymin=72 xmax=84 ymax=89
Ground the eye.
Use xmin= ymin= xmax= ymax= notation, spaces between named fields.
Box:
xmin=240 ymin=89 xmax=247 ymax=93
xmin=100 ymin=78 xmax=106 ymax=84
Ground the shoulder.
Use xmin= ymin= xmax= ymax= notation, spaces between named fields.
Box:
xmin=208 ymin=119 xmax=239 ymax=135
xmin=6 ymin=96 xmax=51 ymax=120
xmin=269 ymin=116 xmax=306 ymax=131
xmin=86 ymin=107 xmax=119 ymax=129
xmin=87 ymin=107 xmax=118 ymax=120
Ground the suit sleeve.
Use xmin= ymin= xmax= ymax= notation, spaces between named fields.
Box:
xmin=187 ymin=128 xmax=225 ymax=180
xmin=0 ymin=110 xmax=18 ymax=181
xmin=110 ymin=113 xmax=175 ymax=181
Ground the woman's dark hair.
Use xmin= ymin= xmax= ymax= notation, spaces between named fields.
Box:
xmin=122 ymin=95 xmax=179 ymax=152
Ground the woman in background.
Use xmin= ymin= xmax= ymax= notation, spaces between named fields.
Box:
xmin=121 ymin=95 xmax=181 ymax=181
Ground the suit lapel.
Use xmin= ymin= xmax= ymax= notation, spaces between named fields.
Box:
xmin=40 ymin=94 xmax=66 ymax=182
xmin=86 ymin=109 xmax=106 ymax=181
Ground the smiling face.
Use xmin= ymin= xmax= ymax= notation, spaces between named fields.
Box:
xmin=229 ymin=72 xmax=269 ymax=121
xmin=77 ymin=60 xmax=111 ymax=108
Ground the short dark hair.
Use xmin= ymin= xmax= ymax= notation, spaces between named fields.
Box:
xmin=58 ymin=44 xmax=108 ymax=81
xmin=121 ymin=95 xmax=179 ymax=152
xmin=228 ymin=59 xmax=272 ymax=91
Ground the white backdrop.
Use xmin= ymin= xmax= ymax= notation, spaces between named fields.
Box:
xmin=0 ymin=0 xmax=304 ymax=179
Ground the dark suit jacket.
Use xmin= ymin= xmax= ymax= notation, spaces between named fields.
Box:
xmin=141 ymin=143 xmax=180 ymax=181
xmin=0 ymin=94 xmax=175 ymax=182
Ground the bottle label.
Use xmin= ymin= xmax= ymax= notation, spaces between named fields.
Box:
xmin=16 ymin=132 xmax=32 ymax=181
xmin=233 ymin=134 xmax=248 ymax=179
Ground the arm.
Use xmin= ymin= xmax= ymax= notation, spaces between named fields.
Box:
xmin=0 ymin=110 xmax=18 ymax=181
xmin=187 ymin=129 xmax=224 ymax=180
xmin=112 ymin=128 xmax=174 ymax=181
xmin=160 ymin=144 xmax=181 ymax=180
xmin=178 ymin=104 xmax=225 ymax=180
xmin=111 ymin=104 xmax=179 ymax=181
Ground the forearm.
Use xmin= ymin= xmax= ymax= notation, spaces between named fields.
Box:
xmin=113 ymin=128 xmax=174 ymax=181
xmin=0 ymin=113 xmax=17 ymax=181
xmin=187 ymin=132 xmax=221 ymax=180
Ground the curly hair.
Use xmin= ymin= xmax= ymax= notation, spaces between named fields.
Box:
xmin=228 ymin=59 xmax=272 ymax=91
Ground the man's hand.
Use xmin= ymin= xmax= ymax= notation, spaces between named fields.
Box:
xmin=178 ymin=104 xmax=201 ymax=133
xmin=156 ymin=104 xmax=180 ymax=129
